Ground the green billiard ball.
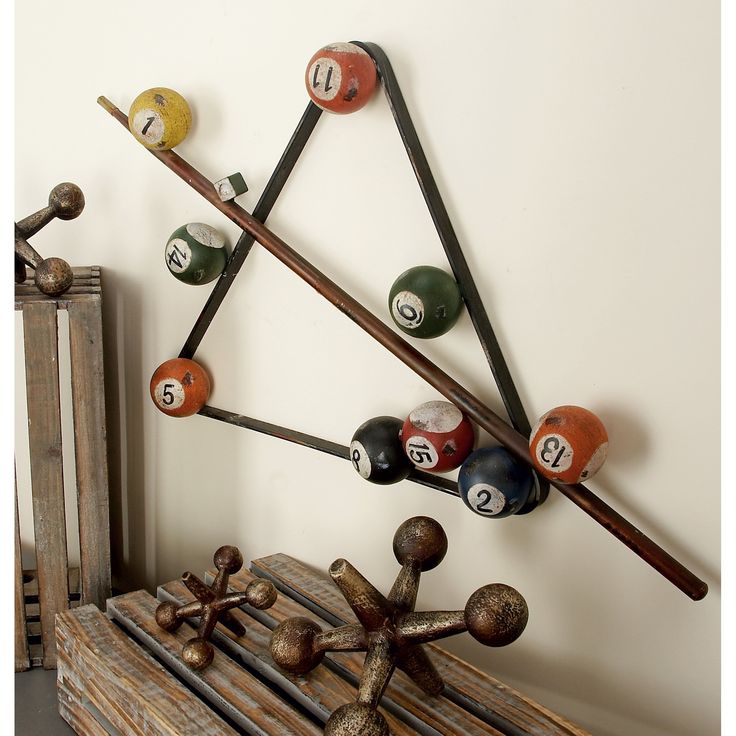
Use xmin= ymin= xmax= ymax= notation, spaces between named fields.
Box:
xmin=164 ymin=223 xmax=228 ymax=285
xmin=388 ymin=266 xmax=463 ymax=339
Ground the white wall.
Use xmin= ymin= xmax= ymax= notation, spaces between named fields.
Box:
xmin=15 ymin=2 xmax=719 ymax=734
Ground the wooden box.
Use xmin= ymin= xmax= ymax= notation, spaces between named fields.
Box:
xmin=56 ymin=553 xmax=588 ymax=735
xmin=16 ymin=267 xmax=112 ymax=670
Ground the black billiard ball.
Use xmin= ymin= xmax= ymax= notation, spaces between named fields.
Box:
xmin=349 ymin=416 xmax=412 ymax=485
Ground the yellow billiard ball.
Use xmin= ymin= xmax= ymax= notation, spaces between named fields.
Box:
xmin=128 ymin=87 xmax=192 ymax=150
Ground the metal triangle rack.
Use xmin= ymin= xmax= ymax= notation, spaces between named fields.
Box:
xmin=98 ymin=41 xmax=706 ymax=601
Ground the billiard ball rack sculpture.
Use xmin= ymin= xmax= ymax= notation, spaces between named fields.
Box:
xmin=99 ymin=43 xmax=546 ymax=509
xmin=14 ymin=182 xmax=84 ymax=297
xmin=270 ymin=516 xmax=528 ymax=736
xmin=154 ymin=545 xmax=277 ymax=670
xmin=98 ymin=42 xmax=707 ymax=600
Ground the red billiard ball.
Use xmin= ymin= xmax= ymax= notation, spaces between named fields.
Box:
xmin=305 ymin=42 xmax=378 ymax=114
xmin=529 ymin=405 xmax=608 ymax=484
xmin=401 ymin=401 xmax=475 ymax=473
xmin=150 ymin=358 xmax=210 ymax=417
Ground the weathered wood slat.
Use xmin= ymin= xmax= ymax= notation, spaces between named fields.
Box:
xmin=208 ymin=569 xmax=502 ymax=736
xmin=16 ymin=276 xmax=101 ymax=289
xmin=15 ymin=284 xmax=102 ymax=296
xmin=67 ymin=298 xmax=111 ymax=609
xmin=58 ymin=681 xmax=113 ymax=736
xmin=158 ymin=580 xmax=426 ymax=736
xmin=23 ymin=301 xmax=69 ymax=668
xmin=15 ymin=266 xmax=101 ymax=309
xmin=19 ymin=265 xmax=100 ymax=280
xmin=250 ymin=554 xmax=589 ymax=736
xmin=24 ymin=567 xmax=80 ymax=601
xmin=108 ymin=591 xmax=322 ymax=736
xmin=15 ymin=476 xmax=30 ymax=672
xmin=57 ymin=604 xmax=236 ymax=736
xmin=16 ymin=291 xmax=106 ymax=308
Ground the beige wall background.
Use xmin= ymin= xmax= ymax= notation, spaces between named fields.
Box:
xmin=15 ymin=1 xmax=720 ymax=734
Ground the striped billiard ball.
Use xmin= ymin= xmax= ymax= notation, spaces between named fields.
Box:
xmin=165 ymin=223 xmax=228 ymax=285
xmin=529 ymin=405 xmax=608 ymax=484
xmin=305 ymin=43 xmax=378 ymax=114
xmin=401 ymin=401 xmax=475 ymax=473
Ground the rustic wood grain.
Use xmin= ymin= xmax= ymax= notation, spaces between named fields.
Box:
xmin=58 ymin=681 xmax=117 ymax=736
xmin=67 ymin=297 xmax=111 ymax=609
xmin=108 ymin=590 xmax=322 ymax=736
xmin=250 ymin=554 xmax=590 ymax=736
xmin=15 ymin=266 xmax=101 ymax=309
xmin=15 ymin=474 xmax=30 ymax=672
xmin=158 ymin=580 xmax=423 ymax=736
xmin=23 ymin=300 xmax=69 ymax=668
xmin=57 ymin=604 xmax=236 ymax=735
xmin=210 ymin=570 xmax=503 ymax=735
xmin=23 ymin=567 xmax=80 ymax=602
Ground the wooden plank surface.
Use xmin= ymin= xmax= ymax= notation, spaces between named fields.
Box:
xmin=57 ymin=604 xmax=235 ymax=736
xmin=251 ymin=554 xmax=589 ymax=736
xmin=205 ymin=569 xmax=504 ymax=736
xmin=23 ymin=301 xmax=69 ymax=668
xmin=108 ymin=590 xmax=322 ymax=736
xmin=58 ymin=680 xmax=119 ymax=736
xmin=15 ymin=266 xmax=101 ymax=309
xmin=67 ymin=298 xmax=111 ymax=609
xmin=24 ymin=568 xmax=80 ymax=660
xmin=158 ymin=580 xmax=428 ymax=736
xmin=15 ymin=475 xmax=30 ymax=672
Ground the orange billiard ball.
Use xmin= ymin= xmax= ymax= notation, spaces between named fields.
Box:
xmin=305 ymin=42 xmax=378 ymax=114
xmin=529 ymin=405 xmax=608 ymax=484
xmin=150 ymin=358 xmax=210 ymax=417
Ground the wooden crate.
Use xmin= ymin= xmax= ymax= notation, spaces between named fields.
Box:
xmin=57 ymin=554 xmax=589 ymax=736
xmin=16 ymin=266 xmax=112 ymax=670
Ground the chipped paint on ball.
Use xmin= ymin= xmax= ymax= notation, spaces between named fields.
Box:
xmin=465 ymin=484 xmax=506 ymax=516
xmin=404 ymin=435 xmax=440 ymax=468
xmin=165 ymin=238 xmax=192 ymax=273
xmin=533 ymin=432 xmax=574 ymax=473
xmin=305 ymin=42 xmax=377 ymax=114
xmin=409 ymin=401 xmax=463 ymax=433
xmin=186 ymin=223 xmax=226 ymax=248
xmin=128 ymin=87 xmax=192 ymax=150
xmin=529 ymin=405 xmax=608 ymax=483
xmin=580 ymin=442 xmax=608 ymax=481
xmin=131 ymin=108 xmax=165 ymax=146
xmin=307 ymin=57 xmax=343 ymax=102
xmin=164 ymin=223 xmax=228 ymax=285
xmin=392 ymin=291 xmax=424 ymax=329
xmin=349 ymin=440 xmax=372 ymax=479
xmin=153 ymin=378 xmax=185 ymax=410
xmin=149 ymin=358 xmax=211 ymax=417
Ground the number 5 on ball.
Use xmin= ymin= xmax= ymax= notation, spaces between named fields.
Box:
xmin=150 ymin=358 xmax=211 ymax=417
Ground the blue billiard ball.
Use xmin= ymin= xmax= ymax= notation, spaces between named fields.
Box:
xmin=458 ymin=447 xmax=534 ymax=518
